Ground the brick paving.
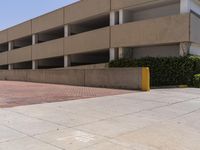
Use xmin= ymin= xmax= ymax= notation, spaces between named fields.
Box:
xmin=0 ymin=81 xmax=131 ymax=108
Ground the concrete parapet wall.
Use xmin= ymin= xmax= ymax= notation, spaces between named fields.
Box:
xmin=0 ymin=68 xmax=150 ymax=91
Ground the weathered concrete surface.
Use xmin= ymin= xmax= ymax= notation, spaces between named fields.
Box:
xmin=0 ymin=68 xmax=145 ymax=90
xmin=0 ymin=85 xmax=200 ymax=149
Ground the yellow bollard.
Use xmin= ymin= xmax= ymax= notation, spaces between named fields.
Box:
xmin=142 ymin=67 xmax=150 ymax=91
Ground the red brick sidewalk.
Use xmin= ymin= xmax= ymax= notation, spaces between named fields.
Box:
xmin=0 ymin=81 xmax=131 ymax=108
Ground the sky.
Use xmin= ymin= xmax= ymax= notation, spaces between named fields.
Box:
xmin=0 ymin=0 xmax=79 ymax=31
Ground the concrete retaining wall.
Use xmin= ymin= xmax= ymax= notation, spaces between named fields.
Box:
xmin=0 ymin=68 xmax=150 ymax=91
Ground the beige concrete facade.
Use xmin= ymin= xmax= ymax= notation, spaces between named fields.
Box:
xmin=64 ymin=0 xmax=110 ymax=24
xmin=32 ymin=8 xmax=64 ymax=34
xmin=7 ymin=21 xmax=32 ymax=41
xmin=64 ymin=27 xmax=110 ymax=55
xmin=0 ymin=0 xmax=200 ymax=70
xmin=111 ymin=14 xmax=190 ymax=48
xmin=0 ymin=30 xmax=8 ymax=44
xmin=8 ymin=46 xmax=32 ymax=64
xmin=0 ymin=52 xmax=8 ymax=65
xmin=32 ymin=38 xmax=64 ymax=60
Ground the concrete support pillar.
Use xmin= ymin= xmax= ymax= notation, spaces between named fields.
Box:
xmin=180 ymin=42 xmax=190 ymax=56
xmin=180 ymin=0 xmax=191 ymax=13
xmin=8 ymin=65 xmax=13 ymax=70
xmin=181 ymin=0 xmax=200 ymax=16
xmin=110 ymin=11 xmax=119 ymax=61
xmin=109 ymin=48 xmax=119 ymax=61
xmin=8 ymin=41 xmax=13 ymax=51
xmin=119 ymin=9 xmax=124 ymax=24
xmin=32 ymin=61 xmax=38 ymax=70
xmin=189 ymin=43 xmax=200 ymax=55
xmin=64 ymin=55 xmax=71 ymax=68
xmin=64 ymin=25 xmax=71 ymax=67
xmin=8 ymin=41 xmax=13 ymax=70
xmin=32 ymin=34 xmax=39 ymax=45
xmin=118 ymin=48 xmax=124 ymax=59
xmin=32 ymin=34 xmax=39 ymax=70
xmin=119 ymin=9 xmax=132 ymax=24
xmin=65 ymin=25 xmax=71 ymax=37
xmin=110 ymin=11 xmax=119 ymax=26
xmin=110 ymin=11 xmax=116 ymax=26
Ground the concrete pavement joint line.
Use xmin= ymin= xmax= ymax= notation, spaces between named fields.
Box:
xmin=4 ymin=97 xmax=198 ymax=145
xmin=4 ymin=99 xmax=169 ymax=131
xmin=110 ymin=107 xmax=200 ymax=139
xmin=71 ymin=97 xmax=200 ymax=130
xmin=0 ymin=124 xmax=65 ymax=150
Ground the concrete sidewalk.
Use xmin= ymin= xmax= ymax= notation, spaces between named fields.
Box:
xmin=0 ymin=88 xmax=200 ymax=149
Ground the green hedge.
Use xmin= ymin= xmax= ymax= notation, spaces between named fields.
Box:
xmin=193 ymin=74 xmax=200 ymax=88
xmin=109 ymin=56 xmax=200 ymax=86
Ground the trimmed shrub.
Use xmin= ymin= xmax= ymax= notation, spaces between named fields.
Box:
xmin=193 ymin=74 xmax=200 ymax=88
xmin=109 ymin=56 xmax=200 ymax=87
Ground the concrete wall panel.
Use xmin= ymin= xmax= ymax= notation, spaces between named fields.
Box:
xmin=32 ymin=8 xmax=64 ymax=33
xmin=0 ymin=30 xmax=8 ymax=44
xmin=64 ymin=27 xmax=110 ymax=55
xmin=85 ymin=68 xmax=141 ymax=89
xmin=8 ymin=46 xmax=32 ymax=64
xmin=111 ymin=14 xmax=190 ymax=48
xmin=0 ymin=70 xmax=27 ymax=81
xmin=27 ymin=69 xmax=85 ymax=86
xmin=190 ymin=13 xmax=200 ymax=43
xmin=64 ymin=0 xmax=110 ymax=24
xmin=111 ymin=0 xmax=178 ymax=10
xmin=32 ymin=38 xmax=64 ymax=60
xmin=8 ymin=21 xmax=32 ymax=41
xmin=0 ymin=68 xmax=147 ymax=90
xmin=0 ymin=52 xmax=8 ymax=65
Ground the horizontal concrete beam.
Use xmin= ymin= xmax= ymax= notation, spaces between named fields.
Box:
xmin=0 ymin=68 xmax=150 ymax=91
xmin=111 ymin=14 xmax=190 ymax=48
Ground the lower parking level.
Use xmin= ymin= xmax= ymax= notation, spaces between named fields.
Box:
xmin=0 ymin=81 xmax=200 ymax=149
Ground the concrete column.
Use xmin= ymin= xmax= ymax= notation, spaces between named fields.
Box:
xmin=119 ymin=9 xmax=132 ymax=24
xmin=109 ymin=48 xmax=119 ymax=61
xmin=8 ymin=65 xmax=13 ymax=70
xmin=32 ymin=34 xmax=39 ymax=45
xmin=180 ymin=0 xmax=191 ymax=13
xmin=180 ymin=42 xmax=190 ymax=56
xmin=189 ymin=43 xmax=200 ymax=55
xmin=64 ymin=25 xmax=71 ymax=37
xmin=32 ymin=34 xmax=39 ymax=70
xmin=64 ymin=55 xmax=71 ymax=68
xmin=118 ymin=10 xmax=132 ymax=59
xmin=64 ymin=25 xmax=71 ymax=67
xmin=8 ymin=41 xmax=13 ymax=51
xmin=110 ymin=11 xmax=119 ymax=61
xmin=32 ymin=61 xmax=38 ymax=70
xmin=118 ymin=48 xmax=124 ymax=59
xmin=8 ymin=41 xmax=13 ymax=70
xmin=110 ymin=11 xmax=119 ymax=26
xmin=110 ymin=11 xmax=116 ymax=26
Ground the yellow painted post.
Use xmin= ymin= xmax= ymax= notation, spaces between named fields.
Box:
xmin=142 ymin=67 xmax=150 ymax=91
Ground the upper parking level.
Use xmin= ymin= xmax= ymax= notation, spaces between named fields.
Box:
xmin=0 ymin=0 xmax=199 ymax=45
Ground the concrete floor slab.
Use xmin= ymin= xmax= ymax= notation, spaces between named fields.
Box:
xmin=113 ymin=122 xmax=200 ymax=150
xmin=34 ymin=128 xmax=106 ymax=150
xmin=0 ymin=137 xmax=61 ymax=150
xmin=0 ymin=125 xmax=26 ymax=143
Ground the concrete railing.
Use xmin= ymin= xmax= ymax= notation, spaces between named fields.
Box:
xmin=0 ymin=68 xmax=150 ymax=91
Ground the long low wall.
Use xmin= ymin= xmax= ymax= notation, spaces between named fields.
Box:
xmin=0 ymin=68 xmax=150 ymax=91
